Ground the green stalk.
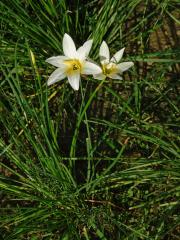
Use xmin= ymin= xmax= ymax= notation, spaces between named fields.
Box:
xmin=69 ymin=78 xmax=106 ymax=165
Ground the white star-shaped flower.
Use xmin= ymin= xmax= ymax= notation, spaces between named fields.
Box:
xmin=46 ymin=33 xmax=102 ymax=90
xmin=94 ymin=41 xmax=134 ymax=80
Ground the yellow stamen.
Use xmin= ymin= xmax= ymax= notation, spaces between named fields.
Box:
xmin=102 ymin=63 xmax=117 ymax=76
xmin=64 ymin=59 xmax=82 ymax=75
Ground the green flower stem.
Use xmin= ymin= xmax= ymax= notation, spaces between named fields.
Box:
xmin=69 ymin=78 xmax=106 ymax=166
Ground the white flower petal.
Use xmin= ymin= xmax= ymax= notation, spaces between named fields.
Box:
xmin=93 ymin=73 xmax=106 ymax=80
xmin=77 ymin=39 xmax=93 ymax=60
xmin=99 ymin=41 xmax=110 ymax=64
xmin=117 ymin=62 xmax=134 ymax=72
xmin=47 ymin=68 xmax=66 ymax=86
xmin=46 ymin=56 xmax=68 ymax=67
xmin=108 ymin=73 xmax=122 ymax=80
xmin=68 ymin=73 xmax=80 ymax=90
xmin=81 ymin=61 xmax=102 ymax=75
xmin=63 ymin=33 xmax=77 ymax=58
xmin=111 ymin=48 xmax=125 ymax=63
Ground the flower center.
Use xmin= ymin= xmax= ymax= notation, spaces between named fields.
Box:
xmin=64 ymin=59 xmax=82 ymax=75
xmin=102 ymin=63 xmax=117 ymax=76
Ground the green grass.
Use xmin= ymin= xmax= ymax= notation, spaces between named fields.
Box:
xmin=0 ymin=0 xmax=180 ymax=239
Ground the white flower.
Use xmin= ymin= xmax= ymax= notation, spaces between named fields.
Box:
xmin=46 ymin=33 xmax=102 ymax=90
xmin=94 ymin=41 xmax=134 ymax=80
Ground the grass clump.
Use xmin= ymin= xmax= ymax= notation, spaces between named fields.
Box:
xmin=0 ymin=0 xmax=180 ymax=239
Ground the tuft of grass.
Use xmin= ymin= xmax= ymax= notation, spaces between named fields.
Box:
xmin=0 ymin=0 xmax=180 ymax=239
